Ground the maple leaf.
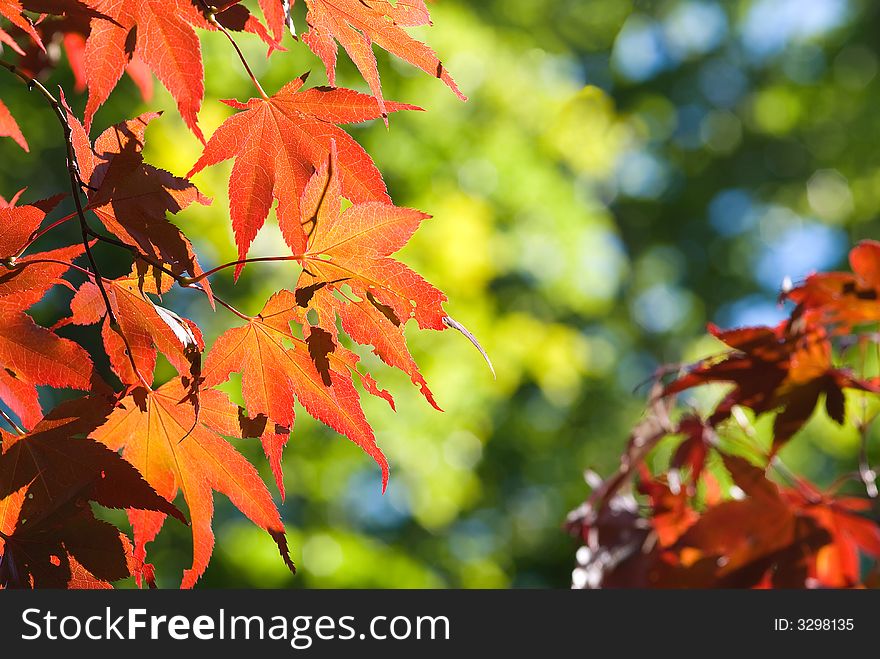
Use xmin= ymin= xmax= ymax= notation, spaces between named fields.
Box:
xmin=189 ymin=75 xmax=420 ymax=276
xmin=664 ymin=323 xmax=877 ymax=451
xmin=786 ymin=240 xmax=880 ymax=333
xmin=0 ymin=243 xmax=86 ymax=313
xmin=0 ymin=98 xmax=28 ymax=152
xmin=89 ymin=379 xmax=295 ymax=587
xmin=652 ymin=455 xmax=831 ymax=588
xmin=0 ymin=188 xmax=89 ymax=314
xmin=82 ymin=0 xmax=280 ymax=139
xmin=65 ymin=104 xmax=215 ymax=300
xmin=296 ymin=0 xmax=465 ymax=117
xmin=292 ymin=143 xmax=445 ymax=406
xmin=82 ymin=0 xmax=207 ymax=139
xmin=0 ymin=0 xmax=43 ymax=54
xmin=13 ymin=9 xmax=152 ymax=102
xmin=0 ymin=192 xmax=64 ymax=260
xmin=57 ymin=267 xmax=203 ymax=389
xmin=0 ymin=397 xmax=184 ymax=588
xmin=0 ymin=310 xmax=97 ymax=429
xmin=203 ymin=289 xmax=393 ymax=496
xmin=783 ymin=483 xmax=880 ymax=587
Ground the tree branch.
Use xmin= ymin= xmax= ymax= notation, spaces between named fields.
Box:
xmin=0 ymin=59 xmax=117 ymax=327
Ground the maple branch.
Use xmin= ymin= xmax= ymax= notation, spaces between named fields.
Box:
xmin=0 ymin=59 xmax=118 ymax=328
xmin=198 ymin=1 xmax=269 ymax=100
xmin=86 ymin=230 xmax=187 ymax=284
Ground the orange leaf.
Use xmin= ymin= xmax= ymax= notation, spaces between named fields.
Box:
xmin=90 ymin=380 xmax=295 ymax=588
xmin=189 ymin=75 xmax=420 ymax=277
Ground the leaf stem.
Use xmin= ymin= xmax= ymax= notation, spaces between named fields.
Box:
xmin=204 ymin=291 xmax=255 ymax=321
xmin=180 ymin=254 xmax=305 ymax=284
xmin=198 ymin=1 xmax=270 ymax=100
xmin=15 ymin=211 xmax=79 ymax=258
xmin=3 ymin=256 xmax=97 ymax=281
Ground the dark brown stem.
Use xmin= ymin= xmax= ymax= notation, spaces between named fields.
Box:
xmin=0 ymin=59 xmax=117 ymax=327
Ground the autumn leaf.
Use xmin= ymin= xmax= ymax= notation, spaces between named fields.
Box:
xmin=664 ymin=322 xmax=877 ymax=451
xmin=82 ymin=0 xmax=280 ymax=139
xmin=292 ymin=143 xmax=445 ymax=407
xmin=65 ymin=104 xmax=214 ymax=301
xmin=0 ymin=192 xmax=64 ymax=259
xmin=784 ymin=483 xmax=880 ymax=587
xmin=13 ymin=8 xmax=153 ymax=102
xmin=0 ymin=98 xmax=28 ymax=152
xmin=90 ymin=380 xmax=295 ymax=587
xmin=0 ymin=397 xmax=184 ymax=588
xmin=787 ymin=240 xmax=880 ymax=333
xmin=0 ymin=0 xmax=43 ymax=54
xmin=297 ymin=0 xmax=465 ymax=117
xmin=81 ymin=0 xmax=210 ymax=139
xmin=189 ymin=75 xmax=420 ymax=277
xmin=57 ymin=267 xmax=203 ymax=389
xmin=0 ymin=243 xmax=86 ymax=313
xmin=0 ymin=310 xmax=97 ymax=429
xmin=203 ymin=289 xmax=393 ymax=496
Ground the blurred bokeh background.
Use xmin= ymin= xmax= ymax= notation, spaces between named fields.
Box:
xmin=3 ymin=0 xmax=880 ymax=587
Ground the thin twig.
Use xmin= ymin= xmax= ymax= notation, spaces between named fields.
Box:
xmin=197 ymin=0 xmax=269 ymax=99
xmin=181 ymin=254 xmax=305 ymax=284
xmin=15 ymin=211 xmax=79 ymax=258
xmin=87 ymin=230 xmax=185 ymax=283
xmin=188 ymin=286 xmax=255 ymax=321
xmin=0 ymin=59 xmax=117 ymax=327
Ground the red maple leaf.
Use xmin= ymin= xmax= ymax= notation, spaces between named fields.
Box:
xmin=784 ymin=483 xmax=880 ymax=587
xmin=292 ymin=143 xmax=445 ymax=407
xmin=57 ymin=267 xmax=203 ymax=389
xmin=297 ymin=0 xmax=465 ymax=116
xmin=188 ymin=75 xmax=420 ymax=276
xmin=90 ymin=380 xmax=295 ymax=587
xmin=0 ymin=98 xmax=28 ymax=151
xmin=81 ymin=0 xmax=278 ymax=140
xmin=0 ymin=397 xmax=184 ymax=588
xmin=0 ymin=0 xmax=43 ymax=54
xmin=664 ymin=322 xmax=876 ymax=451
xmin=0 ymin=310 xmax=97 ymax=429
xmin=65 ymin=101 xmax=214 ymax=299
xmin=786 ymin=240 xmax=880 ymax=333
xmin=203 ymin=289 xmax=394 ymax=497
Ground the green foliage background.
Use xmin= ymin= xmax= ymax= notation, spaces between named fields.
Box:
xmin=2 ymin=0 xmax=879 ymax=587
